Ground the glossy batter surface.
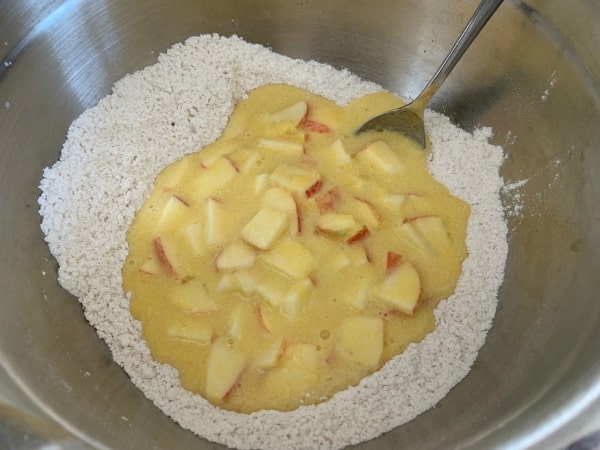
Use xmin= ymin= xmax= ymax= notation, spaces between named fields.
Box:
xmin=123 ymin=84 xmax=469 ymax=413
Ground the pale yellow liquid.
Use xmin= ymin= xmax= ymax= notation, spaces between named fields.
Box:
xmin=123 ymin=84 xmax=469 ymax=413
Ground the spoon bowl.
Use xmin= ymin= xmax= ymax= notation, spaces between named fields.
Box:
xmin=355 ymin=0 xmax=504 ymax=147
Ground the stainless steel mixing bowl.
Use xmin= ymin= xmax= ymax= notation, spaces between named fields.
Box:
xmin=1 ymin=0 xmax=599 ymax=449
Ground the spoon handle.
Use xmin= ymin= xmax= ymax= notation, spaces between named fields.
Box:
xmin=414 ymin=0 xmax=504 ymax=110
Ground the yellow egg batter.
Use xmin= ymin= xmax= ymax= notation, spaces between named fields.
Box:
xmin=122 ymin=84 xmax=469 ymax=413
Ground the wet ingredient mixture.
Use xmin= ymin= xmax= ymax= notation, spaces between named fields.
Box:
xmin=123 ymin=84 xmax=469 ymax=413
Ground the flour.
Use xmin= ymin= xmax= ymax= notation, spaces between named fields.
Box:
xmin=38 ymin=34 xmax=508 ymax=449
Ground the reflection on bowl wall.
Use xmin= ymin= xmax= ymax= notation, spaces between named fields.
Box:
xmin=0 ymin=0 xmax=599 ymax=449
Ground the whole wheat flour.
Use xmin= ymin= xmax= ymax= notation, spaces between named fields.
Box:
xmin=38 ymin=34 xmax=508 ymax=449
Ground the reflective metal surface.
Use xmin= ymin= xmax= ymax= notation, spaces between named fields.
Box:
xmin=356 ymin=0 xmax=503 ymax=147
xmin=0 ymin=0 xmax=599 ymax=449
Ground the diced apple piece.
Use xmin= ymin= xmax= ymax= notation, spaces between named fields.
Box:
xmin=386 ymin=251 xmax=402 ymax=273
xmin=330 ymin=252 xmax=351 ymax=270
xmin=257 ymin=303 xmax=283 ymax=334
xmin=303 ymin=119 xmax=330 ymax=134
xmin=215 ymin=274 xmax=239 ymax=293
xmin=263 ymin=364 xmax=318 ymax=400
xmin=316 ymin=213 xmax=357 ymax=234
xmin=293 ymin=201 xmax=303 ymax=236
xmin=166 ymin=320 xmax=213 ymax=345
xmin=355 ymin=140 xmax=405 ymax=174
xmin=350 ymin=197 xmax=382 ymax=229
xmin=323 ymin=139 xmax=351 ymax=166
xmin=262 ymin=187 xmax=300 ymax=235
xmin=235 ymin=267 xmax=292 ymax=306
xmin=398 ymin=222 xmax=435 ymax=255
xmin=253 ymin=337 xmax=286 ymax=369
xmin=192 ymin=157 xmax=237 ymax=198
xmin=171 ymin=279 xmax=217 ymax=313
xmin=229 ymin=308 xmax=243 ymax=340
xmin=154 ymin=236 xmax=179 ymax=277
xmin=263 ymin=187 xmax=296 ymax=213
xmin=257 ymin=138 xmax=304 ymax=155
xmin=253 ymin=173 xmax=269 ymax=195
xmin=410 ymin=216 xmax=452 ymax=249
xmin=269 ymin=165 xmax=322 ymax=197
xmin=338 ymin=317 xmax=384 ymax=368
xmin=347 ymin=245 xmax=370 ymax=265
xmin=270 ymin=100 xmax=308 ymax=126
xmin=205 ymin=342 xmax=247 ymax=400
xmin=139 ymin=255 xmax=162 ymax=275
xmin=228 ymin=148 xmax=261 ymax=174
xmin=382 ymin=193 xmax=407 ymax=209
xmin=261 ymin=237 xmax=314 ymax=279
xmin=216 ymin=241 xmax=257 ymax=271
xmin=305 ymin=179 xmax=322 ymax=198
xmin=265 ymin=120 xmax=306 ymax=142
xmin=159 ymin=159 xmax=193 ymax=190
xmin=316 ymin=213 xmax=364 ymax=242
xmin=228 ymin=305 xmax=254 ymax=340
xmin=254 ymin=274 xmax=291 ymax=308
xmin=403 ymin=194 xmax=432 ymax=216
xmin=154 ymin=195 xmax=190 ymax=234
xmin=372 ymin=261 xmax=421 ymax=315
xmin=341 ymin=273 xmax=374 ymax=310
xmin=184 ymin=222 xmax=204 ymax=256
xmin=204 ymin=198 xmax=229 ymax=246
xmin=234 ymin=271 xmax=258 ymax=296
xmin=241 ymin=207 xmax=289 ymax=250
xmin=263 ymin=344 xmax=321 ymax=400
xmin=314 ymin=187 xmax=340 ymax=214
xmin=346 ymin=225 xmax=369 ymax=244
xmin=281 ymin=278 xmax=313 ymax=318
xmin=198 ymin=142 xmax=236 ymax=167
xmin=285 ymin=343 xmax=320 ymax=369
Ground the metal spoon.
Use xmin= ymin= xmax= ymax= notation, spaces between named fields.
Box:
xmin=355 ymin=0 xmax=504 ymax=147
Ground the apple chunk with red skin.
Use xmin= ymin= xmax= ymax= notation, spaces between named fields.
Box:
xmin=269 ymin=164 xmax=322 ymax=198
xmin=256 ymin=303 xmax=284 ymax=334
xmin=372 ymin=261 xmax=421 ymax=315
xmin=192 ymin=157 xmax=237 ymax=200
xmin=205 ymin=341 xmax=248 ymax=401
xmin=139 ymin=255 xmax=162 ymax=275
xmin=409 ymin=215 xmax=452 ymax=249
xmin=303 ymin=119 xmax=330 ymax=134
xmin=171 ymin=278 xmax=217 ymax=313
xmin=270 ymin=100 xmax=308 ymax=126
xmin=153 ymin=236 xmax=179 ymax=277
xmin=253 ymin=337 xmax=286 ymax=369
xmin=314 ymin=187 xmax=340 ymax=214
xmin=386 ymin=251 xmax=402 ymax=273
xmin=166 ymin=318 xmax=213 ymax=345
xmin=399 ymin=215 xmax=450 ymax=255
xmin=316 ymin=213 xmax=368 ymax=243
xmin=154 ymin=194 xmax=190 ymax=234
xmin=350 ymin=197 xmax=382 ymax=229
